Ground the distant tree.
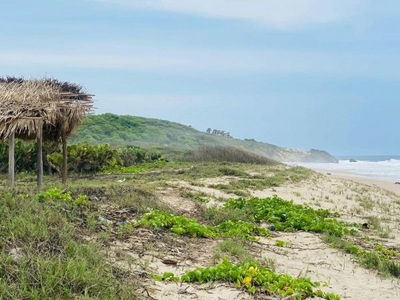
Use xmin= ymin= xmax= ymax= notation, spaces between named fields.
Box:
xmin=206 ymin=128 xmax=212 ymax=134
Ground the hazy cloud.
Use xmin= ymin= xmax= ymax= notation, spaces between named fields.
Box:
xmin=94 ymin=0 xmax=363 ymax=29
xmin=0 ymin=46 xmax=398 ymax=80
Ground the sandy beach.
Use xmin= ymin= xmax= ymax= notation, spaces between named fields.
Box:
xmin=312 ymin=168 xmax=400 ymax=196
xmin=137 ymin=168 xmax=400 ymax=300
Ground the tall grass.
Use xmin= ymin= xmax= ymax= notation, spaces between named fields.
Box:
xmin=184 ymin=146 xmax=280 ymax=165
xmin=0 ymin=191 xmax=139 ymax=299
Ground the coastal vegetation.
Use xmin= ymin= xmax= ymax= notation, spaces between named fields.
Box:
xmin=69 ymin=113 xmax=338 ymax=163
xmin=0 ymin=118 xmax=399 ymax=299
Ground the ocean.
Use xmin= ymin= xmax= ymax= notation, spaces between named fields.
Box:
xmin=294 ymin=155 xmax=400 ymax=182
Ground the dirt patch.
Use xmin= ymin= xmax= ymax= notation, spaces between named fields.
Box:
xmin=157 ymin=186 xmax=197 ymax=215
xmin=258 ymin=232 xmax=400 ymax=300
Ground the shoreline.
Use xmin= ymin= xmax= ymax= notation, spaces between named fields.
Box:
xmin=292 ymin=159 xmax=400 ymax=184
xmin=314 ymin=168 xmax=400 ymax=196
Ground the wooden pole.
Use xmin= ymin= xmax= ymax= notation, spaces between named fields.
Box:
xmin=37 ymin=129 xmax=43 ymax=187
xmin=8 ymin=133 xmax=15 ymax=187
xmin=62 ymin=134 xmax=67 ymax=184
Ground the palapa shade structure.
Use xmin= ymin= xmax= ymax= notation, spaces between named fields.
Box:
xmin=0 ymin=77 xmax=94 ymax=186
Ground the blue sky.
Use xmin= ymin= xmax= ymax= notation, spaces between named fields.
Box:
xmin=2 ymin=0 xmax=400 ymax=155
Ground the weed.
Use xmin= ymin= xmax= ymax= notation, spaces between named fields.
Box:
xmin=218 ymin=167 xmax=248 ymax=177
xmin=225 ymin=196 xmax=349 ymax=236
xmin=154 ymin=258 xmax=340 ymax=299
xmin=261 ymin=257 xmax=276 ymax=271
xmin=0 ymin=191 xmax=139 ymax=299
xmin=275 ymin=240 xmax=290 ymax=247
xmin=181 ymin=191 xmax=210 ymax=203
xmin=201 ymin=205 xmax=254 ymax=226
xmin=323 ymin=234 xmax=400 ymax=278
xmin=214 ymin=238 xmax=252 ymax=263
xmin=138 ymin=210 xmax=269 ymax=240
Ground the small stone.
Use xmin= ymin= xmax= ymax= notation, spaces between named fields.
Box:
xmin=89 ymin=195 xmax=99 ymax=202
xmin=98 ymin=216 xmax=113 ymax=224
xmin=9 ymin=247 xmax=26 ymax=263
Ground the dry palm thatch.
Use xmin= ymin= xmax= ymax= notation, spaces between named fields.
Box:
xmin=0 ymin=77 xmax=94 ymax=141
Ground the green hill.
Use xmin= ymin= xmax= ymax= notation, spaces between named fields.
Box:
xmin=70 ymin=113 xmax=337 ymax=163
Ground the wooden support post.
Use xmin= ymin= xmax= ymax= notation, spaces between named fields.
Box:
xmin=62 ymin=134 xmax=67 ymax=184
xmin=8 ymin=133 xmax=15 ymax=187
xmin=37 ymin=130 xmax=43 ymax=187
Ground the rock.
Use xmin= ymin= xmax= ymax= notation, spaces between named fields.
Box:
xmin=162 ymin=258 xmax=178 ymax=265
xmin=89 ymin=195 xmax=99 ymax=202
xmin=9 ymin=247 xmax=26 ymax=263
xmin=349 ymin=159 xmax=357 ymax=162
xmin=98 ymin=216 xmax=113 ymax=224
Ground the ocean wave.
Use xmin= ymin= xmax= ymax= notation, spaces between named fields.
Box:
xmin=293 ymin=159 xmax=400 ymax=182
xmin=339 ymin=159 xmax=400 ymax=166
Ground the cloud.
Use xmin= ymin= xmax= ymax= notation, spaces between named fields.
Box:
xmin=0 ymin=45 xmax=398 ymax=80
xmin=96 ymin=94 xmax=198 ymax=110
xmin=94 ymin=0 xmax=363 ymax=29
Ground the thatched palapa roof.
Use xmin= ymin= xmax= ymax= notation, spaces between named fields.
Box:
xmin=0 ymin=77 xmax=94 ymax=141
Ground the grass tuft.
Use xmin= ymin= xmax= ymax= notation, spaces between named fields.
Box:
xmin=0 ymin=191 xmax=139 ymax=299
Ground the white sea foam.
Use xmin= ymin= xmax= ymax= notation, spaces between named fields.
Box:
xmin=292 ymin=158 xmax=400 ymax=182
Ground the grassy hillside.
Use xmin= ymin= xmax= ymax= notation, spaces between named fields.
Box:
xmin=70 ymin=113 xmax=337 ymax=163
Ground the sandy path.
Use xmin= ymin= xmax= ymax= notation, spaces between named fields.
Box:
xmin=259 ymin=232 xmax=400 ymax=299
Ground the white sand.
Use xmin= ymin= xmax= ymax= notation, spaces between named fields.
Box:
xmin=109 ymin=170 xmax=400 ymax=299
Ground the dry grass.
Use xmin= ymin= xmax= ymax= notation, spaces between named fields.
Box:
xmin=0 ymin=77 xmax=93 ymax=141
xmin=184 ymin=145 xmax=280 ymax=165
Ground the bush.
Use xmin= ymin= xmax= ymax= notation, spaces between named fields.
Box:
xmin=225 ymin=196 xmax=347 ymax=237
xmin=119 ymin=145 xmax=167 ymax=166
xmin=48 ymin=142 xmax=123 ymax=175
xmin=0 ymin=140 xmax=37 ymax=173
xmin=184 ymin=146 xmax=279 ymax=165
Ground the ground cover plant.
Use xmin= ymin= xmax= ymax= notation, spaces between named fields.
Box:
xmin=103 ymin=160 xmax=173 ymax=174
xmin=138 ymin=210 xmax=269 ymax=240
xmin=223 ymin=196 xmax=350 ymax=237
xmin=209 ymin=166 xmax=314 ymax=196
xmin=154 ymin=258 xmax=340 ymax=300
xmin=323 ymin=234 xmax=400 ymax=278
xmin=218 ymin=196 xmax=400 ymax=279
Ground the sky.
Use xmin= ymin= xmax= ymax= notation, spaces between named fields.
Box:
xmin=1 ymin=0 xmax=400 ymax=156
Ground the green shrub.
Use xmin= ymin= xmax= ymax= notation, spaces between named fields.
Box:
xmin=119 ymin=145 xmax=167 ymax=166
xmin=48 ymin=142 xmax=123 ymax=174
xmin=138 ymin=210 xmax=269 ymax=240
xmin=0 ymin=140 xmax=37 ymax=173
xmin=154 ymin=258 xmax=340 ymax=299
xmin=36 ymin=188 xmax=88 ymax=207
xmin=225 ymin=196 xmax=348 ymax=236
